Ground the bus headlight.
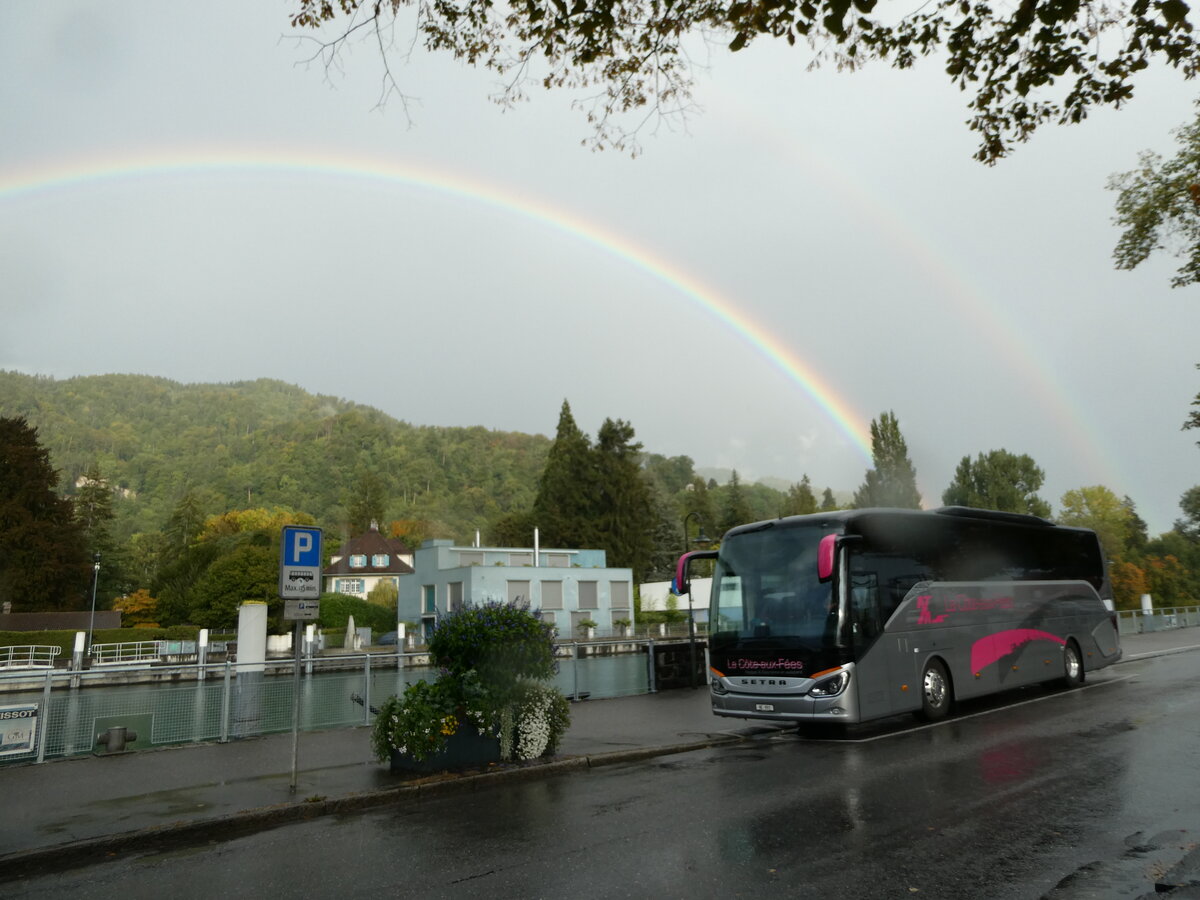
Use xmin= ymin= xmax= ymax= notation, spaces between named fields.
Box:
xmin=710 ymin=675 xmax=728 ymax=695
xmin=809 ymin=670 xmax=850 ymax=698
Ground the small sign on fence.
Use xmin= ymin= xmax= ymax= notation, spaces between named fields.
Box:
xmin=0 ymin=704 xmax=39 ymax=756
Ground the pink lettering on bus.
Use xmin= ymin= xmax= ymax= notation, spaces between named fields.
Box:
xmin=916 ymin=595 xmax=947 ymax=625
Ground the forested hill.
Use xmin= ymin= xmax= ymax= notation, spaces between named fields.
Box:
xmin=0 ymin=371 xmax=551 ymax=544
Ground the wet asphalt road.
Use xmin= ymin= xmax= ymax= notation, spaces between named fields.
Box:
xmin=10 ymin=650 xmax=1200 ymax=899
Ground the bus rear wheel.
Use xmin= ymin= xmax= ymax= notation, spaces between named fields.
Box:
xmin=917 ymin=659 xmax=952 ymax=722
xmin=1062 ymin=640 xmax=1084 ymax=688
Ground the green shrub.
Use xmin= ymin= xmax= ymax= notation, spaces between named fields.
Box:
xmin=429 ymin=601 xmax=555 ymax=688
xmin=372 ymin=602 xmax=570 ymax=765
xmin=317 ymin=593 xmax=394 ymax=633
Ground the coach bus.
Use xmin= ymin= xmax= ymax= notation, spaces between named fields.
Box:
xmin=675 ymin=506 xmax=1121 ymax=725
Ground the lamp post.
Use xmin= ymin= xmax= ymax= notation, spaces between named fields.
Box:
xmin=86 ymin=552 xmax=101 ymax=656
xmin=681 ymin=512 xmax=707 ymax=688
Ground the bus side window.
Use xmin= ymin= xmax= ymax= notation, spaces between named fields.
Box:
xmin=850 ymin=572 xmax=881 ymax=645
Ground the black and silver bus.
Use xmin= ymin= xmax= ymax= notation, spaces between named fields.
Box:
xmin=676 ymin=506 xmax=1122 ymax=724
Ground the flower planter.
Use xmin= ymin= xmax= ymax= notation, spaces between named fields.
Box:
xmin=389 ymin=728 xmax=502 ymax=774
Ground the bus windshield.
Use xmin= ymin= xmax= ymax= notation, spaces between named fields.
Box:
xmin=711 ymin=523 xmax=838 ymax=650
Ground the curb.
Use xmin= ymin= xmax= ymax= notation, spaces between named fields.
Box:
xmin=0 ymin=733 xmax=766 ymax=882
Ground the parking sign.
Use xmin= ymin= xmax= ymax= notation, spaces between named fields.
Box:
xmin=279 ymin=525 xmax=323 ymax=600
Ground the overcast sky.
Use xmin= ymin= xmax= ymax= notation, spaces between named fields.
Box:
xmin=1 ymin=2 xmax=1197 ymax=535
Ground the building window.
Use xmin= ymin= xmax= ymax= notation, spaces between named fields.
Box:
xmin=458 ymin=551 xmax=484 ymax=567
xmin=545 ymin=553 xmax=570 ymax=568
xmin=540 ymin=580 xmax=563 ymax=610
xmin=448 ymin=581 xmax=463 ymax=612
xmin=508 ymin=552 xmax=533 ymax=567
xmin=335 ymin=578 xmax=365 ymax=595
xmin=541 ymin=612 xmax=559 ymax=631
xmin=371 ymin=554 xmax=389 ymax=567
xmin=349 ymin=555 xmax=367 ymax=568
xmin=423 ymin=585 xmax=437 ymax=614
xmin=578 ymin=581 xmax=598 ymax=609
xmin=507 ymin=580 xmax=531 ymax=604
xmin=610 ymin=581 xmax=631 ymax=612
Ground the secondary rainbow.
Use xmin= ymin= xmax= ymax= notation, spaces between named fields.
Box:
xmin=0 ymin=148 xmax=875 ymax=462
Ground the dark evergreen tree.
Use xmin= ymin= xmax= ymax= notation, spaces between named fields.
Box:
xmin=0 ymin=416 xmax=88 ymax=611
xmin=594 ymin=418 xmax=656 ymax=580
xmin=533 ymin=401 xmax=596 ymax=548
xmin=719 ymin=469 xmax=753 ymax=534
xmin=820 ymin=487 xmax=839 ymax=511
xmin=782 ymin=475 xmax=818 ymax=516
xmin=853 ymin=412 xmax=922 ymax=509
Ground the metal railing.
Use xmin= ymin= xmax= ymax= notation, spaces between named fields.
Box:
xmin=0 ymin=645 xmax=61 ymax=670
xmin=0 ymin=641 xmax=679 ymax=766
xmin=1116 ymin=606 xmax=1200 ymax=635
xmin=90 ymin=641 xmax=167 ymax=666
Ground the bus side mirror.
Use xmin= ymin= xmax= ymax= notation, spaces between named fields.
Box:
xmin=818 ymin=534 xmax=860 ymax=582
xmin=818 ymin=535 xmax=837 ymax=582
xmin=675 ymin=549 xmax=719 ymax=596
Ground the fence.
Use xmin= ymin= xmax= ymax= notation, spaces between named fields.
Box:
xmin=0 ymin=638 xmax=701 ymax=766
xmin=1116 ymin=606 xmax=1200 ymax=635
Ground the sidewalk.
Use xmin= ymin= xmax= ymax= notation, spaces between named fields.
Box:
xmin=2 ymin=628 xmax=1198 ymax=878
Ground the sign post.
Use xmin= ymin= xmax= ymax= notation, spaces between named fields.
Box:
xmin=281 ymin=525 xmax=323 ymax=793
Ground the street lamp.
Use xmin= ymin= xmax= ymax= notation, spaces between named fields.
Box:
xmin=681 ymin=512 xmax=709 ymax=688
xmin=86 ymin=552 xmax=101 ymax=656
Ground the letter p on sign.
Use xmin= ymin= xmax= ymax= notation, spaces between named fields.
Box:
xmin=293 ymin=532 xmax=312 ymax=563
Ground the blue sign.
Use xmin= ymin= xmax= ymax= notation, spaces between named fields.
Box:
xmin=280 ymin=525 xmax=323 ymax=601
xmin=283 ymin=526 xmax=322 ymax=567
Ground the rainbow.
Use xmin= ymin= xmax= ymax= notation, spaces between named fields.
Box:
xmin=701 ymin=83 xmax=1123 ymax=491
xmin=0 ymin=147 xmax=875 ymax=462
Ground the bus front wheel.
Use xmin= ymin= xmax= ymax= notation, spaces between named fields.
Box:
xmin=1062 ymin=640 xmax=1084 ymax=688
xmin=917 ymin=659 xmax=952 ymax=722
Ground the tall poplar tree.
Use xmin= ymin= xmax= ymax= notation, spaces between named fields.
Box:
xmin=594 ymin=418 xmax=655 ymax=579
xmin=853 ymin=411 xmax=922 ymax=509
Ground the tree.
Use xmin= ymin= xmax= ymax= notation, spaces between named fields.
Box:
xmin=593 ymin=418 xmax=656 ymax=580
xmin=719 ymin=469 xmax=754 ymax=533
xmin=1110 ymin=107 xmax=1200 ymax=287
xmin=113 ymin=588 xmax=160 ymax=626
xmin=290 ymin=0 xmax=1200 ymax=163
xmin=74 ymin=463 xmax=128 ymax=607
xmin=367 ymin=578 xmax=399 ymax=609
xmin=820 ymin=487 xmax=839 ymax=511
xmin=346 ymin=471 xmax=388 ymax=534
xmin=941 ymin=449 xmax=1051 ymax=517
xmin=189 ymin=541 xmax=279 ymax=629
xmin=0 ymin=417 xmax=88 ymax=611
xmin=854 ymin=411 xmax=921 ymax=509
xmin=782 ymin=475 xmax=818 ymax=517
xmin=533 ymin=401 xmax=596 ymax=549
xmin=1058 ymin=485 xmax=1133 ymax=559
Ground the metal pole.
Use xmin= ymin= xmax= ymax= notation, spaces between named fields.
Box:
xmin=682 ymin=513 xmax=700 ymax=688
xmin=86 ymin=553 xmax=101 ymax=653
xmin=290 ymin=620 xmax=302 ymax=792
xmin=36 ymin=669 xmax=52 ymax=763
xmin=362 ymin=653 xmax=372 ymax=726
xmin=219 ymin=660 xmax=232 ymax=743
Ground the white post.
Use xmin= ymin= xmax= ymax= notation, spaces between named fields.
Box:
xmin=534 ymin=527 xmax=540 ymax=567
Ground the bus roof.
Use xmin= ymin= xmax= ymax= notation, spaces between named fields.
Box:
xmin=723 ymin=506 xmax=1088 ymax=541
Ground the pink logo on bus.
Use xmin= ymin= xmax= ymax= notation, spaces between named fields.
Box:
xmin=916 ymin=595 xmax=947 ymax=625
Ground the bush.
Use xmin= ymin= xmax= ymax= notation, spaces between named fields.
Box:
xmin=372 ymin=601 xmax=569 ymax=765
xmin=429 ymin=601 xmax=556 ymax=687
xmin=317 ymin=593 xmax=394 ymax=633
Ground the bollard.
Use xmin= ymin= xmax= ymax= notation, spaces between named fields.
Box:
xmin=95 ymin=725 xmax=138 ymax=754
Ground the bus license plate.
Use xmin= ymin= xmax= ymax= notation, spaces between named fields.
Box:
xmin=755 ymin=703 xmax=775 ymax=712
